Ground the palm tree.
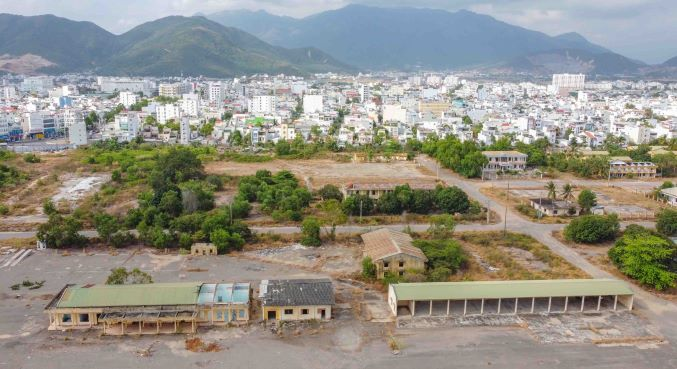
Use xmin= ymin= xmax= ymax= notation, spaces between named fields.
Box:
xmin=561 ymin=183 xmax=574 ymax=203
xmin=545 ymin=181 xmax=557 ymax=200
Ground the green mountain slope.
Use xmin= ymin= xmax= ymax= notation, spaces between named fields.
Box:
xmin=0 ymin=14 xmax=352 ymax=76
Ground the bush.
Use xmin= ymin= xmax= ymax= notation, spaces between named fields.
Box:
xmin=656 ymin=209 xmax=677 ymax=236
xmin=23 ymin=153 xmax=41 ymax=163
xmin=608 ymin=230 xmax=676 ymax=290
xmin=362 ymin=257 xmax=376 ymax=279
xmin=110 ymin=231 xmax=136 ymax=248
xmin=317 ymin=184 xmax=343 ymax=202
xmin=205 ymin=175 xmax=224 ymax=191
xmin=342 ymin=194 xmax=374 ymax=216
xmin=577 ymin=189 xmax=597 ymax=213
xmin=563 ymin=214 xmax=620 ymax=243
xmin=210 ymin=229 xmax=244 ymax=253
xmin=301 ymin=216 xmax=322 ymax=246
xmin=106 ymin=267 xmax=153 ymax=285
xmin=178 ymin=233 xmax=193 ymax=249
xmin=427 ymin=214 xmax=456 ymax=239
xmin=414 ymin=239 xmax=467 ymax=274
xmin=0 ymin=203 xmax=8 ymax=215
xmin=435 ymin=186 xmax=470 ymax=214
xmin=36 ymin=213 xmax=87 ymax=249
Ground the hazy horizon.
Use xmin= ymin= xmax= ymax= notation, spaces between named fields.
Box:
xmin=1 ymin=0 xmax=675 ymax=64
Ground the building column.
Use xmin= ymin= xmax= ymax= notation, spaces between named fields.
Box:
xmin=429 ymin=300 xmax=433 ymax=316
xmin=139 ymin=321 xmax=142 ymax=334
xmin=547 ymin=297 xmax=552 ymax=313
xmin=628 ymin=296 xmax=634 ymax=311
xmin=446 ymin=300 xmax=450 ymax=316
xmin=480 ymin=299 xmax=485 ymax=315
xmin=497 ymin=298 xmax=502 ymax=314
xmin=613 ymin=295 xmax=618 ymax=311
xmin=411 ymin=301 xmax=415 ymax=316
xmin=531 ymin=298 xmax=535 ymax=313
xmin=564 ymin=296 xmax=569 ymax=312
xmin=157 ymin=321 xmax=160 ymax=334
xmin=514 ymin=298 xmax=518 ymax=315
xmin=597 ymin=296 xmax=602 ymax=311
xmin=121 ymin=323 xmax=125 ymax=335
xmin=463 ymin=300 xmax=467 ymax=316
xmin=580 ymin=296 xmax=585 ymax=312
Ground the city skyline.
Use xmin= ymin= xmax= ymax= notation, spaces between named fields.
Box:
xmin=0 ymin=0 xmax=675 ymax=64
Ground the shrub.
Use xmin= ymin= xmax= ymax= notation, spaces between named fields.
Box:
xmin=301 ymin=216 xmax=322 ymax=246
xmin=608 ymin=231 xmax=676 ymax=290
xmin=110 ymin=231 xmax=136 ymax=248
xmin=427 ymin=214 xmax=456 ymax=239
xmin=435 ymin=186 xmax=470 ymax=214
xmin=342 ymin=194 xmax=374 ymax=216
xmin=23 ymin=153 xmax=41 ymax=163
xmin=563 ymin=214 xmax=620 ymax=243
xmin=414 ymin=239 xmax=467 ymax=274
xmin=656 ymin=209 xmax=677 ymax=236
xmin=361 ymin=257 xmax=376 ymax=279
xmin=318 ymin=184 xmax=343 ymax=201
xmin=577 ymin=189 xmax=597 ymax=213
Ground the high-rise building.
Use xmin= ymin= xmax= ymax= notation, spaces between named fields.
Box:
xmin=156 ymin=104 xmax=180 ymax=124
xmin=119 ymin=91 xmax=138 ymax=108
xmin=303 ymin=95 xmax=323 ymax=114
xmin=551 ymin=74 xmax=586 ymax=92
xmin=359 ymin=85 xmax=371 ymax=103
xmin=208 ymin=82 xmax=225 ymax=103
xmin=68 ymin=119 xmax=88 ymax=147
xmin=158 ymin=83 xmax=190 ymax=98
xmin=181 ymin=93 xmax=200 ymax=117
xmin=248 ymin=95 xmax=276 ymax=114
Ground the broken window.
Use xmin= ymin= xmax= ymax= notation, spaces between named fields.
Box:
xmin=301 ymin=309 xmax=309 ymax=315
xmin=79 ymin=313 xmax=89 ymax=323
xmin=284 ymin=309 xmax=293 ymax=315
xmin=62 ymin=314 xmax=72 ymax=323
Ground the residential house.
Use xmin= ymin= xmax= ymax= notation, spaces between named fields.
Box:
xmin=259 ymin=279 xmax=334 ymax=321
xmin=361 ymin=228 xmax=427 ymax=279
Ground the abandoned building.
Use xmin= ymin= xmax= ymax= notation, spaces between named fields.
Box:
xmin=343 ymin=182 xmax=438 ymax=199
xmin=529 ymin=198 xmax=581 ymax=217
xmin=259 ymin=279 xmax=334 ymax=321
xmin=45 ymin=282 xmax=251 ymax=335
xmin=388 ymin=279 xmax=634 ymax=317
xmin=191 ymin=243 xmax=217 ymax=256
xmin=361 ymin=228 xmax=427 ymax=279
xmin=482 ymin=151 xmax=528 ymax=171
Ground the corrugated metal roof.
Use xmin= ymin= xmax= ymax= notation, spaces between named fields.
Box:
xmin=55 ymin=283 xmax=202 ymax=308
xmin=361 ymin=228 xmax=427 ymax=262
xmin=259 ymin=279 xmax=334 ymax=306
xmin=391 ymin=279 xmax=633 ymax=301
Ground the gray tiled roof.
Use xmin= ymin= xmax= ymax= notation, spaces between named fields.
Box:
xmin=259 ymin=279 xmax=334 ymax=306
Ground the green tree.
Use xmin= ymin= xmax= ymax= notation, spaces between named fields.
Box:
xmin=318 ymin=184 xmax=344 ymax=201
xmin=545 ymin=181 xmax=557 ymax=200
xmin=319 ymin=199 xmax=347 ymax=240
xmin=94 ymin=213 xmax=120 ymax=243
xmin=564 ymin=214 xmax=620 ymax=243
xmin=577 ymin=190 xmax=597 ymax=213
xmin=210 ymin=229 xmax=245 ymax=253
xmin=361 ymin=257 xmax=376 ymax=279
xmin=342 ymin=194 xmax=374 ymax=216
xmin=410 ymin=190 xmax=435 ymax=214
xmin=106 ymin=267 xmax=153 ymax=285
xmin=608 ymin=232 xmax=676 ymax=290
xmin=561 ymin=183 xmax=574 ymax=203
xmin=427 ymin=214 xmax=456 ymax=239
xmin=435 ymin=186 xmax=470 ymax=214
xmin=158 ymin=190 xmax=183 ymax=217
xmin=36 ymin=213 xmax=87 ymax=249
xmin=414 ymin=239 xmax=468 ymax=275
xmin=301 ymin=216 xmax=322 ymax=246
xmin=656 ymin=209 xmax=677 ymax=236
xmin=377 ymin=192 xmax=403 ymax=214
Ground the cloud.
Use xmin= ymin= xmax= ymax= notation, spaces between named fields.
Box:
xmin=0 ymin=0 xmax=674 ymax=63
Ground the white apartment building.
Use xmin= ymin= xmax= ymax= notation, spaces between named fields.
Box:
xmin=0 ymin=113 xmax=10 ymax=138
xmin=156 ymin=104 xmax=180 ymax=124
xmin=104 ymin=114 xmax=141 ymax=142
xmin=98 ymin=77 xmax=155 ymax=96
xmin=359 ymin=85 xmax=371 ymax=103
xmin=248 ymin=95 xmax=276 ymax=114
xmin=383 ymin=104 xmax=407 ymax=123
xmin=20 ymin=76 xmax=54 ymax=93
xmin=208 ymin=82 xmax=225 ymax=103
xmin=551 ymin=74 xmax=585 ymax=92
xmin=2 ymin=86 xmax=17 ymax=100
xmin=21 ymin=112 xmax=59 ymax=137
xmin=179 ymin=117 xmax=191 ymax=145
xmin=61 ymin=109 xmax=84 ymax=129
xmin=159 ymin=83 xmax=190 ymax=98
xmin=68 ymin=119 xmax=88 ymax=147
xmin=181 ymin=93 xmax=200 ymax=117
xmin=119 ymin=91 xmax=138 ymax=108
xmin=303 ymin=95 xmax=323 ymax=114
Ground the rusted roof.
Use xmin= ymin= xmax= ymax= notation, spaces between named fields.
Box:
xmin=361 ymin=228 xmax=427 ymax=262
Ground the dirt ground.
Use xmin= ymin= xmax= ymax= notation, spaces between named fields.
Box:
xmin=205 ymin=159 xmax=437 ymax=190
xmin=242 ymin=242 xmax=362 ymax=276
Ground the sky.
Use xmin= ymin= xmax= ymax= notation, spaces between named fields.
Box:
xmin=1 ymin=0 xmax=675 ymax=64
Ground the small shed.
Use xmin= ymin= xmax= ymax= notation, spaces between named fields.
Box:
xmin=191 ymin=243 xmax=217 ymax=256
xmin=259 ymin=279 xmax=334 ymax=321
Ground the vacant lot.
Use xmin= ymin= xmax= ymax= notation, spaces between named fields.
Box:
xmin=455 ymin=231 xmax=589 ymax=280
xmin=205 ymin=159 xmax=437 ymax=190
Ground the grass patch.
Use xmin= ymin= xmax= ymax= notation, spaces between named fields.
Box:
xmin=456 ymin=231 xmax=588 ymax=280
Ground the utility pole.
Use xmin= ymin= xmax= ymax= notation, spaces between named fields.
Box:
xmin=486 ymin=199 xmax=490 ymax=224
xmin=504 ymin=178 xmax=509 ymax=237
xmin=229 ymin=202 xmax=233 ymax=225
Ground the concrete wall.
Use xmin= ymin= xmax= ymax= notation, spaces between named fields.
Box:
xmin=376 ymin=254 xmax=425 ymax=279
xmin=262 ymin=305 xmax=332 ymax=321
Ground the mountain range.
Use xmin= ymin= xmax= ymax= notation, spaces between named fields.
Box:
xmin=1 ymin=6 xmax=676 ymax=77
xmin=0 ymin=14 xmax=351 ymax=77
xmin=207 ymin=5 xmax=674 ymax=77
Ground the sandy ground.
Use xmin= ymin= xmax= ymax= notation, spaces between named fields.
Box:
xmin=205 ymin=159 xmax=437 ymax=189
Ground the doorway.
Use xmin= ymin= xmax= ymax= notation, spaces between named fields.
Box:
xmin=267 ymin=310 xmax=277 ymax=320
